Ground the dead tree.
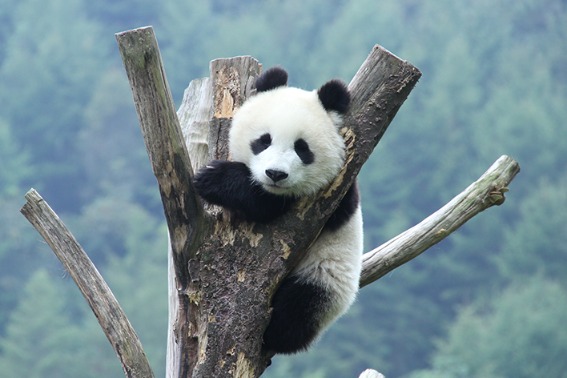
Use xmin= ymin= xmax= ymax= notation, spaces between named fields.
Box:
xmin=21 ymin=26 xmax=520 ymax=378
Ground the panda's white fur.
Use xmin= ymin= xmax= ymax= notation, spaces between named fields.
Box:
xmin=292 ymin=201 xmax=363 ymax=329
xmin=230 ymin=86 xmax=345 ymax=197
xmin=194 ymin=67 xmax=363 ymax=354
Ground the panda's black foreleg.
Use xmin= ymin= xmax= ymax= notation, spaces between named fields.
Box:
xmin=194 ymin=160 xmax=294 ymax=223
xmin=262 ymin=276 xmax=328 ymax=354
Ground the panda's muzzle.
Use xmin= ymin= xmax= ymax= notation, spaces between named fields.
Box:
xmin=265 ymin=169 xmax=288 ymax=183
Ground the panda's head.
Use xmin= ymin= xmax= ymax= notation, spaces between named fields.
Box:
xmin=229 ymin=67 xmax=350 ymax=197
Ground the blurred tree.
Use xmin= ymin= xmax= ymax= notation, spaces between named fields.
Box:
xmin=495 ymin=178 xmax=567 ymax=284
xmin=0 ymin=0 xmax=19 ymax=65
xmin=0 ymin=230 xmax=168 ymax=376
xmin=104 ymin=222 xmax=169 ymax=375
xmin=158 ymin=0 xmax=349 ymax=101
xmin=158 ymin=1 xmax=220 ymax=101
xmin=0 ymin=119 xmax=55 ymax=333
xmin=0 ymin=119 xmax=33 ymax=197
xmin=0 ymin=0 xmax=107 ymax=211
xmin=410 ymin=278 xmax=567 ymax=378
xmin=314 ymin=0 xmax=413 ymax=82
xmin=0 ymin=269 xmax=121 ymax=377
xmin=68 ymin=196 xmax=163 ymax=265
xmin=78 ymin=67 xmax=161 ymax=214
xmin=0 ymin=198 xmax=58 ymax=334
xmin=84 ymin=0 xmax=160 ymax=32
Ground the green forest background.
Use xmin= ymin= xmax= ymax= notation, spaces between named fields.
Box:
xmin=1 ymin=0 xmax=566 ymax=377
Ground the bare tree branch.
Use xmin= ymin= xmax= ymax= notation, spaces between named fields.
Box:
xmin=115 ymin=29 xmax=214 ymax=377
xmin=20 ymin=189 xmax=154 ymax=378
xmin=115 ymin=27 xmax=207 ymax=269
xmin=360 ymin=155 xmax=520 ymax=287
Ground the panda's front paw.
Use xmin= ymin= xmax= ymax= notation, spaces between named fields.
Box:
xmin=193 ymin=160 xmax=251 ymax=205
xmin=194 ymin=160 xmax=228 ymax=200
xmin=195 ymin=160 xmax=225 ymax=182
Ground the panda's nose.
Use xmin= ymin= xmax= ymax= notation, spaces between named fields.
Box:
xmin=265 ymin=169 xmax=288 ymax=182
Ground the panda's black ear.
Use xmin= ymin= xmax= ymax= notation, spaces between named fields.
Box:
xmin=255 ymin=67 xmax=288 ymax=92
xmin=317 ymin=80 xmax=350 ymax=114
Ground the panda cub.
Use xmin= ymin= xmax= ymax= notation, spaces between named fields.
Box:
xmin=194 ymin=67 xmax=363 ymax=354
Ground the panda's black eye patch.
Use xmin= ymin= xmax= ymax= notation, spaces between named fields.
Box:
xmin=250 ymin=133 xmax=272 ymax=155
xmin=294 ymin=138 xmax=315 ymax=165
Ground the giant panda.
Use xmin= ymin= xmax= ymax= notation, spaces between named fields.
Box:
xmin=194 ymin=67 xmax=363 ymax=354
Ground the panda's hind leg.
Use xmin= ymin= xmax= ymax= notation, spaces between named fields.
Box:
xmin=262 ymin=276 xmax=328 ymax=354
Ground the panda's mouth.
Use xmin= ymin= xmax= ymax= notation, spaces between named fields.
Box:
xmin=264 ymin=182 xmax=284 ymax=190
xmin=262 ymin=182 xmax=291 ymax=194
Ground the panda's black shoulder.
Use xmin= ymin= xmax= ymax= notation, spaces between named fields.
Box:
xmin=324 ymin=181 xmax=360 ymax=232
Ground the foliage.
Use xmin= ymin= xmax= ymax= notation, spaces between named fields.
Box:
xmin=409 ymin=278 xmax=567 ymax=378
xmin=0 ymin=0 xmax=566 ymax=376
xmin=0 ymin=120 xmax=33 ymax=197
xmin=0 ymin=269 xmax=122 ymax=377
xmin=0 ymin=0 xmax=109 ymax=211
xmin=495 ymin=177 xmax=567 ymax=284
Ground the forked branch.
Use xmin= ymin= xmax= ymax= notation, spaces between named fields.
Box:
xmin=115 ymin=27 xmax=207 ymax=279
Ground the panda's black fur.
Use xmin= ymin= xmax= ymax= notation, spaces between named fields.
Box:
xmin=194 ymin=67 xmax=363 ymax=354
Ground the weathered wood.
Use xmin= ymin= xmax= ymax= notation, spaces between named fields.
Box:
xmin=208 ymin=57 xmax=261 ymax=161
xmin=167 ymin=77 xmax=216 ymax=376
xmin=20 ymin=189 xmax=154 ymax=378
xmin=167 ymin=77 xmax=215 ymax=378
xmin=116 ymin=28 xmax=212 ymax=377
xmin=115 ymin=27 xmax=207 ymax=269
xmin=177 ymin=77 xmax=214 ymax=173
xmin=359 ymin=155 xmax=521 ymax=287
xmin=187 ymin=58 xmax=270 ymax=378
